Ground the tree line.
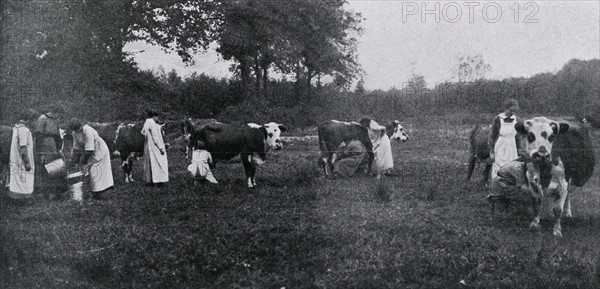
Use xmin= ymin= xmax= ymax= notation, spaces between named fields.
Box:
xmin=0 ymin=1 xmax=597 ymax=126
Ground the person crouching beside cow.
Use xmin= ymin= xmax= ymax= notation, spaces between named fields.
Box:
xmin=142 ymin=110 xmax=169 ymax=187
xmin=487 ymin=157 xmax=537 ymax=211
xmin=334 ymin=140 xmax=369 ymax=178
xmin=68 ymin=118 xmax=114 ymax=200
xmin=187 ymin=141 xmax=218 ymax=185
xmin=5 ymin=110 xmax=38 ymax=200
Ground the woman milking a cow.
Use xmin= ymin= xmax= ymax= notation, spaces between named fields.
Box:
xmin=333 ymin=118 xmax=394 ymax=178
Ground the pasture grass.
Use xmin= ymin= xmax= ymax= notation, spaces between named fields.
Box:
xmin=1 ymin=119 xmax=600 ymax=288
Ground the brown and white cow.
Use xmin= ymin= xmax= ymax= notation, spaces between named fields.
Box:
xmin=318 ymin=120 xmax=374 ymax=177
xmin=515 ymin=117 xmax=595 ymax=237
xmin=190 ymin=121 xmax=286 ymax=188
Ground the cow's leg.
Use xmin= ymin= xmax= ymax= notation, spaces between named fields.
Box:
xmin=529 ymin=195 xmax=542 ymax=230
xmin=121 ymin=156 xmax=130 ymax=183
xmin=241 ymin=154 xmax=253 ymax=188
xmin=563 ymin=181 xmax=573 ymax=218
xmin=552 ymin=182 xmax=569 ymax=237
xmin=483 ymin=163 xmax=492 ymax=184
xmin=466 ymin=155 xmax=476 ymax=180
xmin=329 ymin=153 xmax=338 ymax=177
xmin=129 ymin=153 xmax=136 ymax=182
xmin=319 ymin=152 xmax=330 ymax=176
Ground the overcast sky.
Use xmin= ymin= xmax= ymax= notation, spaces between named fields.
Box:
xmin=124 ymin=1 xmax=600 ymax=90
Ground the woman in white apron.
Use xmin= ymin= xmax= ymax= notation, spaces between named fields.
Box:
xmin=364 ymin=118 xmax=393 ymax=178
xmin=489 ymin=99 xmax=523 ymax=183
xmin=69 ymin=119 xmax=114 ymax=197
xmin=142 ymin=110 xmax=168 ymax=186
xmin=6 ymin=111 xmax=37 ymax=199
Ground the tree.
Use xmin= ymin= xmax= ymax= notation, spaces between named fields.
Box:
xmin=406 ymin=74 xmax=427 ymax=94
xmin=215 ymin=0 xmax=363 ymax=99
xmin=451 ymin=54 xmax=492 ymax=83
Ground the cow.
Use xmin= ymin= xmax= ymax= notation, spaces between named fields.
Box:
xmin=181 ymin=117 xmax=217 ymax=158
xmin=0 ymin=125 xmax=12 ymax=184
xmin=467 ymin=125 xmax=492 ymax=182
xmin=189 ymin=121 xmax=286 ymax=188
xmin=318 ymin=120 xmax=374 ymax=177
xmin=387 ymin=120 xmax=409 ymax=142
xmin=113 ymin=122 xmax=169 ymax=183
xmin=63 ymin=121 xmax=167 ymax=183
xmin=515 ymin=117 xmax=595 ymax=237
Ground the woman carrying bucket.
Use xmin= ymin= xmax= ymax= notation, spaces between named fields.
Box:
xmin=68 ymin=118 xmax=114 ymax=200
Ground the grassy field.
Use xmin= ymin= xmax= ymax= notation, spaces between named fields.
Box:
xmin=1 ymin=116 xmax=599 ymax=289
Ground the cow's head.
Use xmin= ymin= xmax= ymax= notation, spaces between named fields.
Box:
xmin=516 ymin=117 xmax=569 ymax=163
xmin=250 ymin=122 xmax=286 ymax=150
xmin=389 ymin=120 xmax=409 ymax=142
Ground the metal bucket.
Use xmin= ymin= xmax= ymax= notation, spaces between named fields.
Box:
xmin=67 ymin=171 xmax=84 ymax=201
xmin=45 ymin=158 xmax=66 ymax=177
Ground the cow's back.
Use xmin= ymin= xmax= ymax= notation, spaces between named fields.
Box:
xmin=318 ymin=120 xmax=371 ymax=151
xmin=198 ymin=123 xmax=264 ymax=160
xmin=552 ymin=122 xmax=595 ymax=187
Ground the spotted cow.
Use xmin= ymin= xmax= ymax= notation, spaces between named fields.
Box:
xmin=190 ymin=121 xmax=286 ymax=188
xmin=387 ymin=120 xmax=409 ymax=142
xmin=515 ymin=117 xmax=595 ymax=237
xmin=318 ymin=120 xmax=374 ymax=177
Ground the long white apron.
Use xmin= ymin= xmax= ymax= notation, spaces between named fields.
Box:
xmin=367 ymin=120 xmax=394 ymax=174
xmin=142 ymin=119 xmax=169 ymax=183
xmin=491 ymin=114 xmax=518 ymax=182
xmin=7 ymin=124 xmax=35 ymax=198
xmin=75 ymin=125 xmax=114 ymax=192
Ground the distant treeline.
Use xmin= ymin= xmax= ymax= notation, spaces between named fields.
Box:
xmin=1 ymin=58 xmax=598 ymax=128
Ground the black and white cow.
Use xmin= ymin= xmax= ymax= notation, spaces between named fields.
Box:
xmin=515 ymin=117 xmax=595 ymax=237
xmin=386 ymin=120 xmax=409 ymax=142
xmin=190 ymin=121 xmax=286 ymax=188
xmin=318 ymin=120 xmax=374 ymax=177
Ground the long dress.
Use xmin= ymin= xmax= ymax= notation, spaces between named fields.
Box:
xmin=73 ymin=125 xmax=114 ymax=192
xmin=187 ymin=149 xmax=218 ymax=183
xmin=491 ymin=113 xmax=519 ymax=182
xmin=335 ymin=140 xmax=368 ymax=177
xmin=367 ymin=120 xmax=394 ymax=174
xmin=34 ymin=113 xmax=65 ymax=195
xmin=142 ymin=118 xmax=169 ymax=183
xmin=7 ymin=122 xmax=35 ymax=199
